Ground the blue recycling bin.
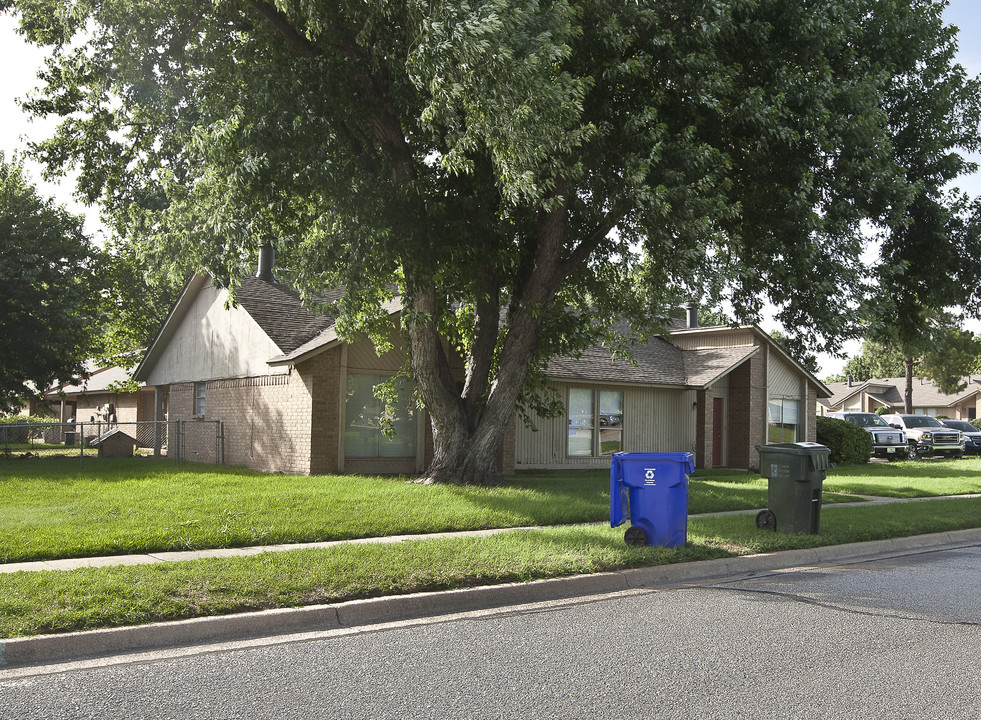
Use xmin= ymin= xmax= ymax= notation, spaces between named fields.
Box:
xmin=610 ymin=452 xmax=695 ymax=547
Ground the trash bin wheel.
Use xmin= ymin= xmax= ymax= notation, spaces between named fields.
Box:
xmin=624 ymin=526 xmax=648 ymax=547
xmin=756 ymin=509 xmax=777 ymax=531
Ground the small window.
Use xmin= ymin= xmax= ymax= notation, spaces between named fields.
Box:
xmin=567 ymin=388 xmax=624 ymax=457
xmin=194 ymin=382 xmax=206 ymax=416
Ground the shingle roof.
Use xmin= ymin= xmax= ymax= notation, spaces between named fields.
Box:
xmin=234 ymin=276 xmax=342 ymax=354
xmin=821 ymin=377 xmax=981 ymax=409
xmin=546 ymin=337 xmax=687 ymax=385
xmin=51 ymin=364 xmax=139 ymax=396
xmin=546 ymin=337 xmax=757 ymax=388
xmin=683 ymin=346 xmax=759 ymax=387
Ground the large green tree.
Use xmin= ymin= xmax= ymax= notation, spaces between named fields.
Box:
xmin=857 ymin=2 xmax=981 ymax=410
xmin=6 ymin=0 xmax=981 ymax=482
xmin=0 ymin=154 xmax=101 ymax=412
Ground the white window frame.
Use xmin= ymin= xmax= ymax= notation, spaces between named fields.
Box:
xmin=567 ymin=387 xmax=624 ymax=458
xmin=767 ymin=397 xmax=800 ymax=443
xmin=193 ymin=382 xmax=206 ymax=417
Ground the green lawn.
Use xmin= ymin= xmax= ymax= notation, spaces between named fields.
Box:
xmin=2 ymin=456 xmax=980 ymax=563
xmin=1 ymin=454 xmax=979 ymax=638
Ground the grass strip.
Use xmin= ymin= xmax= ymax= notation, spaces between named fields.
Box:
xmin=2 ymin=496 xmax=978 ymax=639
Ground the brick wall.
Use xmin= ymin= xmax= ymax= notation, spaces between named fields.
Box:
xmin=727 ymin=363 xmax=751 ymax=469
xmin=300 ymin=349 xmax=341 ymax=475
xmin=169 ymin=372 xmax=311 ymax=473
xmin=725 ymin=353 xmax=768 ymax=471
xmin=164 ymin=348 xmax=345 ymax=474
xmin=748 ymin=352 xmax=767 ymax=470
xmin=75 ymin=393 xmax=141 ymax=425
xmin=806 ymin=385 xmax=818 ymax=442
xmin=694 ymin=388 xmax=713 ymax=468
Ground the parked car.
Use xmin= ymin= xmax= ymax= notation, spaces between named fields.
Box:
xmin=938 ymin=419 xmax=981 ymax=456
xmin=880 ymin=414 xmax=965 ymax=459
xmin=826 ymin=412 xmax=909 ymax=460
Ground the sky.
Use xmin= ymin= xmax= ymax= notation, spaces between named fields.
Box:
xmin=2 ymin=2 xmax=981 ymax=378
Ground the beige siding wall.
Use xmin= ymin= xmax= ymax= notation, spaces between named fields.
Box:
xmin=144 ymin=283 xmax=288 ymax=386
xmin=669 ymin=329 xmax=755 ymax=350
xmin=766 ymin=349 xmax=803 ymax=399
xmin=514 ymin=382 xmax=697 ymax=470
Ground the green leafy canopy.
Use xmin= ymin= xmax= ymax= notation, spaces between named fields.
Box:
xmin=5 ymin=0 xmax=981 ymax=480
xmin=0 ymin=153 xmax=101 ymax=411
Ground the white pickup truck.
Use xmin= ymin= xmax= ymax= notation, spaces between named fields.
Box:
xmin=880 ymin=413 xmax=965 ymax=459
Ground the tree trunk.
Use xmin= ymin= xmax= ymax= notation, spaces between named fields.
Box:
xmin=423 ymin=419 xmax=509 ymax=485
xmin=407 ymin=190 xmax=571 ymax=484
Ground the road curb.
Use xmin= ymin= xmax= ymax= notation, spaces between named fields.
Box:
xmin=3 ymin=527 xmax=980 ymax=670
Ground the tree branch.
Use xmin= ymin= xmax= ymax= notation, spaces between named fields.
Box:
xmin=559 ymin=203 xmax=630 ymax=280
xmin=250 ymin=1 xmax=320 ymax=58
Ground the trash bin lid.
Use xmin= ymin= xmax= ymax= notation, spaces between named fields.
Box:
xmin=612 ymin=451 xmax=695 ymax=462
xmin=756 ymin=442 xmax=829 ymax=455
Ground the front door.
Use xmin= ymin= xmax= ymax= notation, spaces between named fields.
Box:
xmin=712 ymin=397 xmax=725 ymax=466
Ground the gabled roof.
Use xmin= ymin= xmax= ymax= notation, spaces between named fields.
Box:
xmin=683 ymin=346 xmax=760 ymax=387
xmin=667 ymin=323 xmax=833 ymax=397
xmin=135 ymin=273 xmax=827 ymax=395
xmin=47 ymin=363 xmax=143 ymax=397
xmin=546 ymin=335 xmax=760 ymax=389
xmin=234 ymin=276 xmax=343 ymax=355
xmin=134 ymin=273 xmax=346 ymax=382
xmin=821 ymin=377 xmax=981 ymax=409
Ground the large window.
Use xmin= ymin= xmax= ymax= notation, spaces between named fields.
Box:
xmin=568 ymin=388 xmax=624 ymax=457
xmin=768 ymin=398 xmax=799 ymax=442
xmin=344 ymin=374 xmax=417 ymax=458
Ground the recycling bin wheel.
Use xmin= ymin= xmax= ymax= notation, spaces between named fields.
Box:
xmin=756 ymin=509 xmax=777 ymax=531
xmin=624 ymin=526 xmax=648 ymax=547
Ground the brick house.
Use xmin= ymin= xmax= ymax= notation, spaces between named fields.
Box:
xmin=133 ymin=263 xmax=830 ymax=474
xmin=46 ymin=363 xmax=155 ymax=429
xmin=818 ymin=377 xmax=981 ymax=420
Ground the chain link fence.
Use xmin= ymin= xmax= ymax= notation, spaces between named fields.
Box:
xmin=0 ymin=420 xmax=224 ymax=467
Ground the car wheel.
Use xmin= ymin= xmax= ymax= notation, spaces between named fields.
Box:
xmin=907 ymin=444 xmax=918 ymax=460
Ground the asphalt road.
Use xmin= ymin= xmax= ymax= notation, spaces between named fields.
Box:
xmin=2 ymin=546 xmax=980 ymax=719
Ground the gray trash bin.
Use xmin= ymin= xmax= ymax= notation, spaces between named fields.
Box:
xmin=755 ymin=442 xmax=830 ymax=534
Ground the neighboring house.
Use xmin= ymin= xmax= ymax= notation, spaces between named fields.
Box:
xmin=46 ymin=362 xmax=156 ymax=428
xmin=818 ymin=377 xmax=981 ymax=420
xmin=133 ymin=258 xmax=831 ymax=475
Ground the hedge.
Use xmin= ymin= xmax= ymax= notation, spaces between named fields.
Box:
xmin=816 ymin=416 xmax=873 ymax=464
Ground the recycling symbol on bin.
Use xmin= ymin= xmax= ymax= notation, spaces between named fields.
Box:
xmin=644 ymin=468 xmax=656 ymax=485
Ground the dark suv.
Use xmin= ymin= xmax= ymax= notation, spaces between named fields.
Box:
xmin=938 ymin=419 xmax=981 ymax=455
xmin=880 ymin=414 xmax=965 ymax=459
xmin=826 ymin=412 xmax=909 ymax=460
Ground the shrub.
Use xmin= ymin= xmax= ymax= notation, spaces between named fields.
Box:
xmin=816 ymin=416 xmax=873 ymax=464
xmin=971 ymin=419 xmax=981 ymax=431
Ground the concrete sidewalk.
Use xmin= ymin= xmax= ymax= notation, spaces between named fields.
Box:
xmin=1 ymin=494 xmax=980 ymax=671
xmin=3 ymin=492 xmax=978 ymax=574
